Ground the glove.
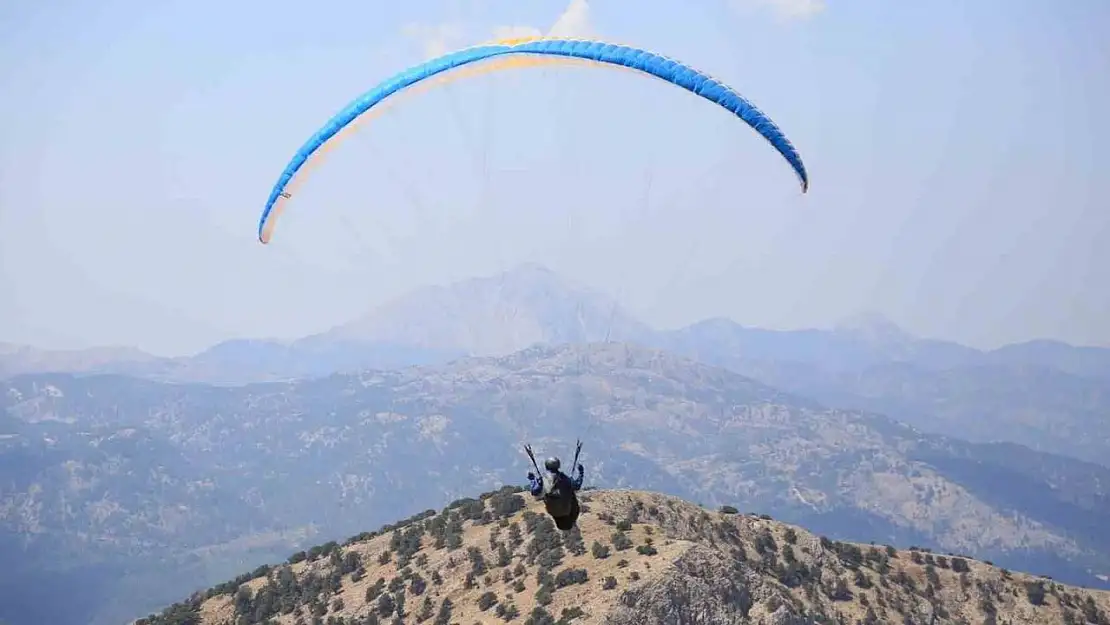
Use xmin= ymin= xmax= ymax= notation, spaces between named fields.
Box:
xmin=577 ymin=464 xmax=584 ymax=474
xmin=527 ymin=472 xmax=535 ymax=481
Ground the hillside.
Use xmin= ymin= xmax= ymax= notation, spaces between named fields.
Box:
xmin=671 ymin=340 xmax=1110 ymax=467
xmin=138 ymin=488 xmax=1110 ymax=625
xmin=0 ymin=342 xmax=158 ymax=378
xmin=4 ymin=342 xmax=1110 ymax=625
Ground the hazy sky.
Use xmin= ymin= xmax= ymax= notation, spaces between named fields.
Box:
xmin=1 ymin=0 xmax=1107 ymax=356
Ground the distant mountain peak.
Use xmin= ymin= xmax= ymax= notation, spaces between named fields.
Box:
xmin=498 ymin=261 xmax=559 ymax=279
xmin=318 ymin=264 xmax=653 ymax=356
xmin=470 ymin=262 xmax=595 ymax=296
xmin=835 ymin=311 xmax=914 ymax=342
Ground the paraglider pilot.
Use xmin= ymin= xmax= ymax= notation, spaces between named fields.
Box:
xmin=525 ymin=446 xmax=585 ymax=531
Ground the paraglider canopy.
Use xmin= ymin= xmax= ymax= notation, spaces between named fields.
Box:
xmin=257 ymin=36 xmax=810 ymax=245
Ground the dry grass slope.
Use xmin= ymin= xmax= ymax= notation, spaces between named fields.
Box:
xmin=136 ymin=488 xmax=1110 ymax=625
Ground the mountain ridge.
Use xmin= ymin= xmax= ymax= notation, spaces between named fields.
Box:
xmin=135 ymin=487 xmax=1110 ymax=625
xmin=4 ymin=265 xmax=1108 ymax=383
xmin=5 ymin=264 xmax=1109 ymax=468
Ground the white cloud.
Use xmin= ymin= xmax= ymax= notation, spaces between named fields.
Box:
xmin=402 ymin=22 xmax=466 ymax=59
xmin=732 ymin=0 xmax=826 ymax=20
xmin=491 ymin=0 xmax=594 ymax=42
xmin=546 ymin=0 xmax=593 ymax=38
xmin=492 ymin=24 xmax=543 ymax=41
xmin=404 ymin=0 xmax=595 ymax=62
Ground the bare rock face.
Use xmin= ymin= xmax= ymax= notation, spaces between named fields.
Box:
xmin=606 ymin=545 xmax=755 ymax=625
xmin=607 ymin=543 xmax=832 ymax=625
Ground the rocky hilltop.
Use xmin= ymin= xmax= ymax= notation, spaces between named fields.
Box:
xmin=138 ymin=488 xmax=1110 ymax=625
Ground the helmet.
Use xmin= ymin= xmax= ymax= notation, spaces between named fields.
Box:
xmin=544 ymin=457 xmax=561 ymax=472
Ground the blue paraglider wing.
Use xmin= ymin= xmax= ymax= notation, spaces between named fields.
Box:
xmin=258 ymin=37 xmax=809 ymax=244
